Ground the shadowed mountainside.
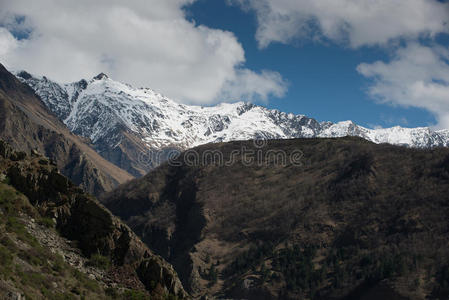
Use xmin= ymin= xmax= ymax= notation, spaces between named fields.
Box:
xmin=103 ymin=137 xmax=449 ymax=299
xmin=0 ymin=63 xmax=133 ymax=196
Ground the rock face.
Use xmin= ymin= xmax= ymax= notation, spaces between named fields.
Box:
xmin=17 ymin=71 xmax=449 ymax=177
xmin=0 ymin=64 xmax=133 ymax=196
xmin=103 ymin=137 xmax=449 ymax=299
xmin=0 ymin=140 xmax=188 ymax=298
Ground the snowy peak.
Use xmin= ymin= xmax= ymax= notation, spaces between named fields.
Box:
xmin=16 ymin=70 xmax=33 ymax=80
xmin=93 ymin=73 xmax=109 ymax=80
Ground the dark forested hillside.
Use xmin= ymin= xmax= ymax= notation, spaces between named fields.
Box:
xmin=103 ymin=137 xmax=449 ymax=299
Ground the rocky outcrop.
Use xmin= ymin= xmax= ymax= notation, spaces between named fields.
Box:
xmin=0 ymin=140 xmax=188 ymax=298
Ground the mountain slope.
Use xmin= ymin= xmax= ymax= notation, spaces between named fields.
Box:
xmin=0 ymin=139 xmax=187 ymax=299
xmin=17 ymin=72 xmax=449 ymax=176
xmin=103 ymin=137 xmax=449 ymax=299
xmin=0 ymin=64 xmax=133 ymax=195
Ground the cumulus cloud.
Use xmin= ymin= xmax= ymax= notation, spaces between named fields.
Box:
xmin=0 ymin=0 xmax=287 ymax=104
xmin=232 ymin=0 xmax=449 ymax=48
xmin=219 ymin=69 xmax=288 ymax=103
xmin=357 ymin=44 xmax=449 ymax=128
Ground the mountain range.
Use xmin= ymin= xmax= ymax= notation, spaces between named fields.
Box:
xmin=15 ymin=71 xmax=449 ymax=177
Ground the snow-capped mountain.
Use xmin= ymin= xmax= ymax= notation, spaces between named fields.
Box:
xmin=16 ymin=71 xmax=449 ymax=176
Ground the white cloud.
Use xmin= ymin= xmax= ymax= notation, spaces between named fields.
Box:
xmin=219 ymin=69 xmax=288 ymax=102
xmin=0 ymin=28 xmax=18 ymax=56
xmin=232 ymin=0 xmax=449 ymax=48
xmin=0 ymin=0 xmax=287 ymax=104
xmin=357 ymin=44 xmax=449 ymax=128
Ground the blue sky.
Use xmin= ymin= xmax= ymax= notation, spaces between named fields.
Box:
xmin=185 ymin=0 xmax=446 ymax=128
xmin=1 ymin=0 xmax=448 ymax=129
